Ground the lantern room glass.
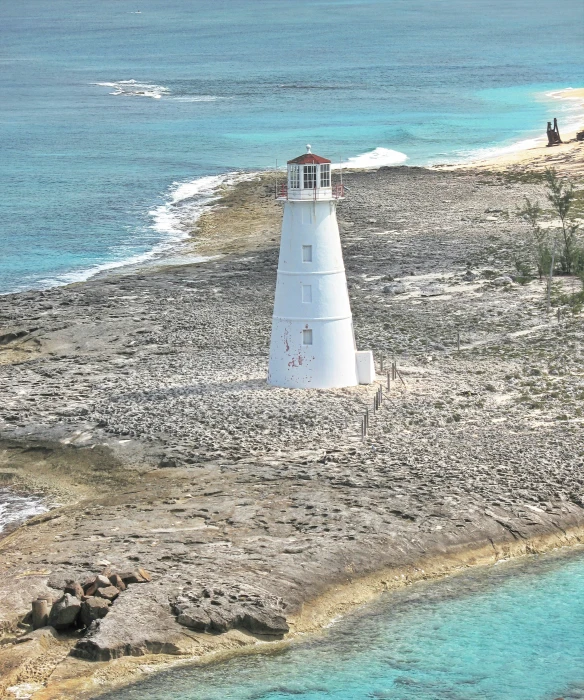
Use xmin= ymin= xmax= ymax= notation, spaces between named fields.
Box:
xmin=289 ymin=164 xmax=300 ymax=189
xmin=303 ymin=165 xmax=316 ymax=189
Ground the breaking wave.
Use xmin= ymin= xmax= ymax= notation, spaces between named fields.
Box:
xmin=93 ymin=79 xmax=170 ymax=99
xmin=0 ymin=488 xmax=47 ymax=535
xmin=149 ymin=172 xmax=248 ymax=236
xmin=93 ymin=80 xmax=223 ymax=102
xmin=338 ymin=147 xmax=408 ymax=169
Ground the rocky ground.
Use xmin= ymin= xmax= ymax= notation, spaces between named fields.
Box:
xmin=1 ymin=158 xmax=584 ymax=698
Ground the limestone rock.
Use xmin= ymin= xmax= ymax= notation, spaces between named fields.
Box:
xmin=64 ymin=580 xmax=84 ymax=599
xmin=95 ymin=585 xmax=120 ymax=602
xmin=80 ymin=596 xmax=111 ymax=627
xmin=383 ymin=282 xmax=406 ymax=295
xmin=119 ymin=569 xmax=151 ymax=585
xmin=48 ymin=594 xmax=81 ymax=630
xmin=109 ymin=573 xmax=126 ymax=591
xmin=173 ymin=598 xmax=289 ymax=637
xmin=84 ymin=574 xmax=111 ymax=597
xmin=72 ymin=589 xmax=187 ymax=661
xmin=176 ymin=606 xmax=211 ymax=632
xmin=241 ymin=607 xmax=289 ymax=636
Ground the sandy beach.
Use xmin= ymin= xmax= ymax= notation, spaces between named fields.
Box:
xmin=440 ymin=87 xmax=584 ymax=176
xmin=1 ymin=120 xmax=584 ymax=698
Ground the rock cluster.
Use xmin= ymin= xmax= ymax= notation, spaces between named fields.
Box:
xmin=28 ymin=568 xmax=151 ymax=633
xmin=172 ymin=584 xmax=288 ymax=636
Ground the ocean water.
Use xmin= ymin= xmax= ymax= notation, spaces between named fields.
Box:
xmin=102 ymin=548 xmax=584 ymax=700
xmin=0 ymin=487 xmax=47 ymax=535
xmin=1 ymin=0 xmax=583 ymax=294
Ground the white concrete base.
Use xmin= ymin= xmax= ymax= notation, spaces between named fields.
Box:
xmin=355 ymin=350 xmax=375 ymax=384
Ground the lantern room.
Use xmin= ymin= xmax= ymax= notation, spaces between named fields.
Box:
xmin=277 ymin=145 xmax=344 ymax=201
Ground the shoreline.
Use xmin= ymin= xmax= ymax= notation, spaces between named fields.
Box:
xmin=1 ymin=101 xmax=584 ymax=698
xmin=2 ymin=86 xmax=582 ymax=298
xmin=1 ymin=438 xmax=584 ymax=699
xmin=26 ymin=523 xmax=584 ymax=699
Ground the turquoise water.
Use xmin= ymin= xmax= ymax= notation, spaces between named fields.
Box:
xmin=102 ymin=548 xmax=584 ymax=700
xmin=1 ymin=0 xmax=583 ymax=293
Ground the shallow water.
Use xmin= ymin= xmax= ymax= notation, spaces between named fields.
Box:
xmin=101 ymin=548 xmax=584 ymax=700
xmin=2 ymin=0 xmax=583 ymax=293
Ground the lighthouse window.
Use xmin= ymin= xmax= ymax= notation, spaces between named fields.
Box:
xmin=302 ymin=245 xmax=312 ymax=262
xmin=289 ymin=164 xmax=300 ymax=189
xmin=302 ymin=284 xmax=312 ymax=303
xmin=320 ymin=164 xmax=331 ymax=187
xmin=303 ymin=164 xmax=316 ymax=189
xmin=302 ymin=329 xmax=313 ymax=345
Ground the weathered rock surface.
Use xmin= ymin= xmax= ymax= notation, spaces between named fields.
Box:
xmin=48 ymin=594 xmax=81 ymax=630
xmin=95 ymin=585 xmax=120 ymax=602
xmin=1 ymin=165 xmax=584 ymax=686
xmin=80 ymin=596 xmax=111 ymax=627
xmin=173 ymin=584 xmax=288 ymax=636
xmin=63 ymin=580 xmax=84 ymax=599
xmin=73 ymin=589 xmax=188 ymax=661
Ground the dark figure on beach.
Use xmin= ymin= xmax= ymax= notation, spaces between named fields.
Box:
xmin=547 ymin=118 xmax=562 ymax=146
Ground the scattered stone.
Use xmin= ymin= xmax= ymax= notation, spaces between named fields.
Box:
xmin=64 ymin=581 xmax=84 ymax=599
xmin=109 ymin=573 xmax=126 ymax=591
xmin=48 ymin=594 xmax=81 ymax=630
xmin=95 ymin=586 xmax=120 ymax=602
xmin=80 ymin=597 xmax=111 ymax=627
xmin=119 ymin=569 xmax=151 ymax=585
xmin=383 ymin=282 xmax=406 ymax=295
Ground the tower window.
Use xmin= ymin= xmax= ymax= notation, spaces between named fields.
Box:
xmin=302 ymin=329 xmax=313 ymax=345
xmin=302 ymin=245 xmax=312 ymax=262
xmin=303 ymin=164 xmax=316 ymax=189
xmin=320 ymin=164 xmax=331 ymax=187
xmin=302 ymin=284 xmax=312 ymax=303
xmin=289 ymin=164 xmax=300 ymax=189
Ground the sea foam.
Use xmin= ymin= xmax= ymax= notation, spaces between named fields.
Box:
xmin=93 ymin=80 xmax=170 ymax=99
xmin=149 ymin=172 xmax=250 ymax=236
xmin=337 ymin=147 xmax=408 ymax=169
xmin=0 ymin=488 xmax=47 ymax=535
xmin=93 ymin=81 xmax=222 ymax=103
xmin=32 ymin=174 xmax=247 ymax=291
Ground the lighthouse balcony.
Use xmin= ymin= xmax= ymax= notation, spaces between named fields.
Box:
xmin=276 ymin=183 xmax=345 ymax=201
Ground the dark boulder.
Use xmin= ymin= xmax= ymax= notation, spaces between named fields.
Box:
xmin=95 ymin=585 xmax=120 ymax=602
xmin=64 ymin=580 xmax=84 ymax=599
xmin=80 ymin=596 xmax=111 ymax=627
xmin=48 ymin=594 xmax=81 ymax=630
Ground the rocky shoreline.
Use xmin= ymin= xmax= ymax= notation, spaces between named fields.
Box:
xmin=1 ymin=148 xmax=584 ymax=698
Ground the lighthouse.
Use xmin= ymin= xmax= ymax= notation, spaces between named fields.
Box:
xmin=268 ymin=146 xmax=374 ymax=389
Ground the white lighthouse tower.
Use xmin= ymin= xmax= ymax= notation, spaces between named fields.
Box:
xmin=268 ymin=146 xmax=374 ymax=389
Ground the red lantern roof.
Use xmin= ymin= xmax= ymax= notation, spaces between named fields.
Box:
xmin=287 ymin=152 xmax=331 ymax=165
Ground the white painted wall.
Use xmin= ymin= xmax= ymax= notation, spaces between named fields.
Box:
xmin=268 ymin=198 xmax=360 ymax=388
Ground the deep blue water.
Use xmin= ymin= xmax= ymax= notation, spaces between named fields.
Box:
xmin=1 ymin=0 xmax=583 ymax=292
xmin=102 ymin=548 xmax=584 ymax=700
